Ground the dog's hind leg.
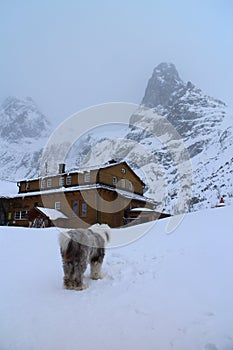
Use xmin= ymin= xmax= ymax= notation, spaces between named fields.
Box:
xmin=62 ymin=261 xmax=74 ymax=289
xmin=90 ymin=261 xmax=103 ymax=280
xmin=90 ymin=252 xmax=104 ymax=280
xmin=73 ymin=259 xmax=88 ymax=290
xmin=73 ymin=245 xmax=89 ymax=291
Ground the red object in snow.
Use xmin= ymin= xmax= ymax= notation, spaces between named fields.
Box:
xmin=216 ymin=197 xmax=225 ymax=207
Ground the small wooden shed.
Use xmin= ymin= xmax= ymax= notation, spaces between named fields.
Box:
xmin=27 ymin=206 xmax=68 ymax=228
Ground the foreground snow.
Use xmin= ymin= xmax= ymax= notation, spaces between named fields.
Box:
xmin=0 ymin=206 xmax=233 ymax=350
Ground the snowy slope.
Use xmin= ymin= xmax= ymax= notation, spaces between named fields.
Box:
xmin=65 ymin=63 xmax=233 ymax=212
xmin=127 ymin=105 xmax=233 ymax=211
xmin=0 ymin=206 xmax=233 ymax=350
xmin=0 ymin=97 xmax=51 ymax=181
xmin=134 ymin=63 xmax=233 ymax=210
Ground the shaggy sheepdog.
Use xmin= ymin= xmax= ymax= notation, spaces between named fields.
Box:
xmin=59 ymin=224 xmax=111 ymax=290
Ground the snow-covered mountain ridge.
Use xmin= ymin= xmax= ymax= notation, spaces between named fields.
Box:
xmin=128 ymin=63 xmax=233 ymax=210
xmin=66 ymin=63 xmax=233 ymax=211
xmin=0 ymin=63 xmax=232 ymax=213
xmin=0 ymin=96 xmax=51 ymax=180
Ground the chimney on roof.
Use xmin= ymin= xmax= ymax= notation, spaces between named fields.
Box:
xmin=108 ymin=159 xmax=117 ymax=164
xmin=58 ymin=163 xmax=66 ymax=174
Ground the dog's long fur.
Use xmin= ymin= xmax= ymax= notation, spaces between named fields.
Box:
xmin=59 ymin=224 xmax=111 ymax=290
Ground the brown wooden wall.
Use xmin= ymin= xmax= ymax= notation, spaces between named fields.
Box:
xmin=7 ymin=188 xmax=151 ymax=228
xmin=19 ymin=179 xmax=40 ymax=193
xmin=18 ymin=163 xmax=144 ymax=196
xmin=99 ymin=163 xmax=144 ymax=195
xmin=10 ymin=162 xmax=150 ymax=227
xmin=7 ymin=194 xmax=43 ymax=226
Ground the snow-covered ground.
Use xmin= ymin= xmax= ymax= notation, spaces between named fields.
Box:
xmin=0 ymin=206 xmax=233 ymax=350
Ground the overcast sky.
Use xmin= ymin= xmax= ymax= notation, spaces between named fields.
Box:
xmin=0 ymin=0 xmax=233 ymax=126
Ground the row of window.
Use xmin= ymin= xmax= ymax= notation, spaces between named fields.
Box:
xmin=113 ymin=177 xmax=133 ymax=190
xmin=40 ymin=173 xmax=91 ymax=189
xmin=24 ymin=167 xmax=129 ymax=191
xmin=41 ymin=176 xmax=71 ymax=189
xmin=39 ymin=175 xmax=133 ymax=190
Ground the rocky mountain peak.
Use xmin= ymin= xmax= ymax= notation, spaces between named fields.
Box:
xmin=0 ymin=96 xmax=52 ymax=180
xmin=0 ymin=96 xmax=51 ymax=141
xmin=139 ymin=62 xmax=227 ymax=141
xmin=141 ymin=62 xmax=184 ymax=108
xmin=153 ymin=62 xmax=181 ymax=82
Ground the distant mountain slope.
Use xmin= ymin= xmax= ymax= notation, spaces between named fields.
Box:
xmin=66 ymin=63 xmax=233 ymax=211
xmin=137 ymin=62 xmax=233 ymax=209
xmin=0 ymin=64 xmax=232 ymax=213
xmin=0 ymin=97 xmax=51 ymax=180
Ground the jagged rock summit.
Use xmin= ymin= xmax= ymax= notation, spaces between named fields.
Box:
xmin=69 ymin=62 xmax=233 ymax=211
xmin=142 ymin=62 xmax=184 ymax=108
xmin=137 ymin=62 xmax=228 ymax=157
xmin=129 ymin=62 xmax=233 ymax=209
xmin=141 ymin=62 xmax=226 ymax=136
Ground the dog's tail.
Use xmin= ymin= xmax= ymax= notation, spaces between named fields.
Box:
xmin=89 ymin=223 xmax=111 ymax=244
xmin=59 ymin=231 xmax=72 ymax=253
xmin=103 ymin=225 xmax=111 ymax=243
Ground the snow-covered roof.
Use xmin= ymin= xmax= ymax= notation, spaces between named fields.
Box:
xmin=35 ymin=207 xmax=68 ymax=220
xmin=68 ymin=160 xmax=125 ymax=174
xmin=20 ymin=160 xmax=145 ymax=185
xmin=11 ymin=183 xmax=155 ymax=204
xmin=19 ymin=161 xmax=124 ymax=181
xmin=130 ymin=207 xmax=154 ymax=212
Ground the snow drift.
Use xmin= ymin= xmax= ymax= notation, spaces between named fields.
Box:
xmin=0 ymin=205 xmax=233 ymax=350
